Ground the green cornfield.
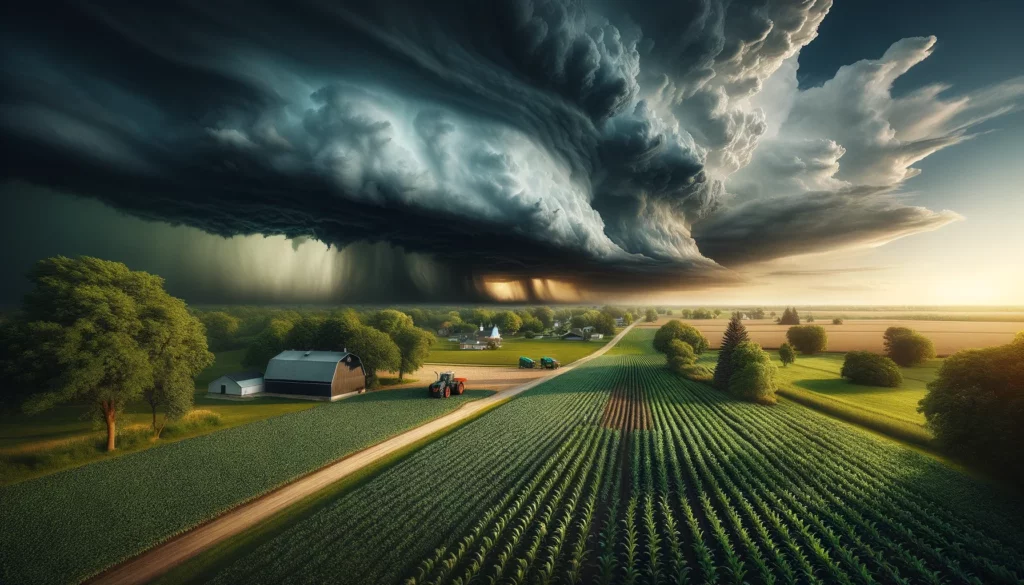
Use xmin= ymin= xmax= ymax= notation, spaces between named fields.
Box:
xmin=202 ymin=329 xmax=1024 ymax=585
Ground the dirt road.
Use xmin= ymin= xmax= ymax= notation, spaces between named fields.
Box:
xmin=88 ymin=323 xmax=636 ymax=585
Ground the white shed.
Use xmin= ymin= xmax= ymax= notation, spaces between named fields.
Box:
xmin=208 ymin=371 xmax=264 ymax=397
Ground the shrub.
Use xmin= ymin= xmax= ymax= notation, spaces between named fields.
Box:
xmin=882 ymin=326 xmax=914 ymax=355
xmin=654 ymin=320 xmax=709 ymax=354
xmin=841 ymin=351 xmax=903 ymax=387
xmin=786 ymin=325 xmax=828 ymax=355
xmin=832 ymin=318 xmax=843 ymax=325
xmin=885 ymin=330 xmax=936 ymax=367
xmin=666 ymin=341 xmax=714 ymax=383
xmin=727 ymin=342 xmax=777 ymax=404
xmin=524 ymin=331 xmax=536 ymax=339
xmin=919 ymin=337 xmax=1024 ymax=484
xmin=665 ymin=339 xmax=696 ymax=362
xmin=779 ymin=342 xmax=796 ymax=367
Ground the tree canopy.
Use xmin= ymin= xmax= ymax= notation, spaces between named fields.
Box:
xmin=882 ymin=327 xmax=935 ymax=367
xmin=714 ymin=313 xmax=749 ymax=390
xmin=919 ymin=334 xmax=1024 ymax=484
xmin=778 ymin=342 xmax=796 ymax=367
xmin=200 ymin=311 xmax=240 ymax=351
xmin=367 ymin=309 xmax=414 ymax=337
xmin=654 ymin=320 xmax=709 ymax=354
xmin=786 ymin=325 xmax=828 ymax=355
xmin=778 ymin=307 xmax=801 ymax=325
xmin=727 ymin=342 xmax=778 ymax=404
xmin=392 ymin=327 xmax=435 ymax=380
xmin=4 ymin=256 xmax=211 ymax=450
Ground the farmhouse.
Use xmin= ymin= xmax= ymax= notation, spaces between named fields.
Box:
xmin=264 ymin=350 xmax=365 ymax=400
xmin=462 ymin=324 xmax=502 ymax=350
xmin=207 ymin=371 xmax=264 ymax=397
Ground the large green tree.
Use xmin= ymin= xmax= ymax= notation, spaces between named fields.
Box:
xmin=654 ymin=320 xmax=709 ymax=354
xmin=494 ymin=311 xmax=523 ymax=335
xmin=918 ymin=335 xmax=1024 ymax=484
xmin=714 ymin=313 xmax=750 ymax=390
xmin=144 ymin=302 xmax=214 ymax=435
xmin=347 ymin=326 xmax=401 ymax=388
xmin=392 ymin=327 xmax=435 ymax=380
xmin=727 ymin=342 xmax=778 ymax=404
xmin=8 ymin=257 xmax=210 ymax=451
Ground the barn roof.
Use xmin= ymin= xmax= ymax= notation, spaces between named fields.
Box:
xmin=265 ymin=351 xmax=356 ymax=384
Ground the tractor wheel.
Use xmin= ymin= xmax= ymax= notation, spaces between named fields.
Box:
xmin=457 ymin=382 xmax=465 ymax=395
xmin=444 ymin=387 xmax=451 ymax=398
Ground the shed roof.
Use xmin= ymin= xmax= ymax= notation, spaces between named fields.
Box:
xmin=224 ymin=370 xmax=264 ymax=386
xmin=265 ymin=350 xmax=354 ymax=384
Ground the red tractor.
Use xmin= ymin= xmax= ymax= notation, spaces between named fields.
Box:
xmin=429 ymin=371 xmax=467 ymax=398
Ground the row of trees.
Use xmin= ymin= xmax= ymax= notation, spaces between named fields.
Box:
xmin=243 ymin=308 xmax=434 ymax=387
xmin=0 ymin=257 xmax=214 ymax=451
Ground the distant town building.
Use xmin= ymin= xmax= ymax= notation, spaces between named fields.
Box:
xmin=207 ymin=371 xmax=264 ymax=397
xmin=264 ymin=350 xmax=365 ymax=400
xmin=562 ymin=329 xmax=588 ymax=341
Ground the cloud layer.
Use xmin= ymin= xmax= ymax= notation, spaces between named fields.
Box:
xmin=1 ymin=1 xmax=1020 ymax=300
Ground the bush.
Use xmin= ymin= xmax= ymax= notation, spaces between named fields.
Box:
xmin=832 ymin=318 xmax=843 ymax=325
xmin=786 ymin=325 xmax=828 ymax=355
xmin=727 ymin=342 xmax=777 ymax=404
xmin=885 ymin=330 xmax=936 ymax=366
xmin=654 ymin=320 xmax=709 ymax=354
xmin=841 ymin=351 xmax=903 ymax=387
xmin=666 ymin=340 xmax=714 ymax=383
xmin=779 ymin=342 xmax=795 ymax=367
xmin=524 ymin=331 xmax=536 ymax=339
xmin=919 ymin=335 xmax=1024 ymax=484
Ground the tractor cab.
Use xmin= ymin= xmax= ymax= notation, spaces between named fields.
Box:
xmin=429 ymin=370 xmax=467 ymax=398
xmin=518 ymin=356 xmax=536 ymax=369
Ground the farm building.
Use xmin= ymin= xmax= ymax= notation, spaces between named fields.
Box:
xmin=264 ymin=350 xmax=365 ymax=400
xmin=207 ymin=371 xmax=264 ymax=397
xmin=461 ymin=324 xmax=502 ymax=350
xmin=562 ymin=329 xmax=587 ymax=341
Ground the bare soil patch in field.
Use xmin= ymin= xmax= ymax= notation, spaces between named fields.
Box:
xmin=641 ymin=318 xmax=1022 ymax=355
xmin=382 ymin=364 xmax=549 ymax=393
xmin=600 ymin=386 xmax=651 ymax=431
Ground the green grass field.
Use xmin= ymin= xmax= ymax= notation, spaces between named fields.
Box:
xmin=426 ymin=335 xmax=609 ymax=365
xmin=172 ymin=328 xmax=1023 ymax=585
xmin=773 ymin=353 xmax=939 ymax=426
xmin=0 ymin=349 xmax=318 ymax=484
xmin=0 ymin=386 xmax=492 ymax=585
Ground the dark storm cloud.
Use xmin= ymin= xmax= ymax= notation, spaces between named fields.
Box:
xmin=693 ymin=187 xmax=961 ymax=266
xmin=3 ymin=0 xmax=999 ymax=302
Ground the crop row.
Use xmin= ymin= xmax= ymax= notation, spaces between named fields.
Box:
xmin=202 ymin=330 xmax=1024 ymax=585
xmin=0 ymin=387 xmax=487 ymax=585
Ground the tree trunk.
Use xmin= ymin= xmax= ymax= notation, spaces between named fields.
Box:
xmin=398 ymin=367 xmax=404 ymax=381
xmin=151 ymin=403 xmax=158 ymax=430
xmin=103 ymin=401 xmax=117 ymax=451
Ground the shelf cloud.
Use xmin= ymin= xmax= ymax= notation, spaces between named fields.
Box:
xmin=1 ymin=1 xmax=1019 ymax=301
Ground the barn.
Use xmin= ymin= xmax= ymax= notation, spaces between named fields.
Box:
xmin=207 ymin=371 xmax=264 ymax=397
xmin=264 ymin=350 xmax=365 ymax=400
